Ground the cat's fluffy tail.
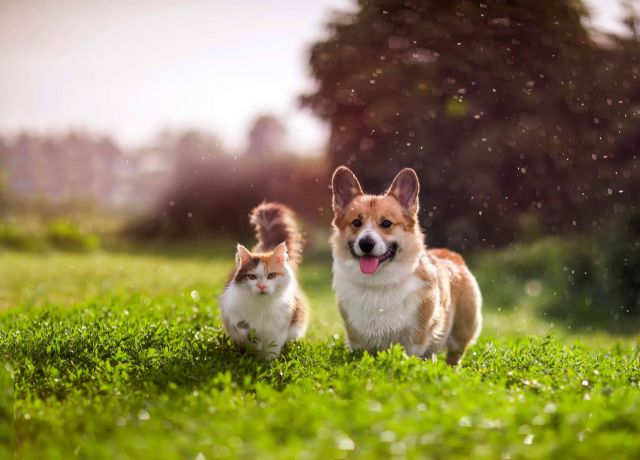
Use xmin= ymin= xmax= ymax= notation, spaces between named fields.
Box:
xmin=249 ymin=202 xmax=303 ymax=271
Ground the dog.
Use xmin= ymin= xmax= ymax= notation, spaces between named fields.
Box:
xmin=330 ymin=166 xmax=482 ymax=365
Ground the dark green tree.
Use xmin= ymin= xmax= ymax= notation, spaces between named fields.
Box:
xmin=303 ymin=0 xmax=629 ymax=248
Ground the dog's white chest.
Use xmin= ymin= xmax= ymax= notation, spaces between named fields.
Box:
xmin=333 ymin=265 xmax=427 ymax=350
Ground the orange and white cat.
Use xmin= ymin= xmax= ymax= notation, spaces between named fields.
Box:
xmin=330 ymin=166 xmax=482 ymax=365
xmin=220 ymin=202 xmax=308 ymax=359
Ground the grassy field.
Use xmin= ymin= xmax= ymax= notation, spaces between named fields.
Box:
xmin=1 ymin=242 xmax=639 ymax=459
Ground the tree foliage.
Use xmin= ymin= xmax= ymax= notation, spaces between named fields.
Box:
xmin=303 ymin=0 xmax=640 ymax=248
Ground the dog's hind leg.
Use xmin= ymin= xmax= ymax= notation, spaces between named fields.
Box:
xmin=446 ymin=271 xmax=482 ymax=366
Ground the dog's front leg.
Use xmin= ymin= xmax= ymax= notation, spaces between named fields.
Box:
xmin=339 ymin=302 xmax=367 ymax=351
xmin=344 ymin=322 xmax=367 ymax=352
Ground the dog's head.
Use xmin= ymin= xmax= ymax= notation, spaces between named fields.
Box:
xmin=330 ymin=166 xmax=424 ymax=277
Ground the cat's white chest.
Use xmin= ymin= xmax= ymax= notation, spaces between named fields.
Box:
xmin=220 ymin=284 xmax=291 ymax=349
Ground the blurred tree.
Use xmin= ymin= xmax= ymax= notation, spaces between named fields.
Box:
xmin=128 ymin=128 xmax=330 ymax=240
xmin=601 ymin=0 xmax=640 ymax=225
xmin=246 ymin=115 xmax=287 ymax=156
xmin=151 ymin=129 xmax=223 ymax=174
xmin=621 ymin=0 xmax=639 ymax=40
xmin=0 ymin=137 xmax=7 ymax=213
xmin=303 ymin=0 xmax=638 ymax=248
xmin=2 ymin=132 xmax=124 ymax=208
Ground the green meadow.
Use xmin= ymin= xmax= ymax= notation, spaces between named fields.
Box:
xmin=1 ymin=240 xmax=638 ymax=459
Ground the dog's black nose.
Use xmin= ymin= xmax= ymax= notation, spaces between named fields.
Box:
xmin=358 ymin=236 xmax=375 ymax=254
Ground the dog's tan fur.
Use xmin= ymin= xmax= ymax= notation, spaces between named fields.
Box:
xmin=330 ymin=166 xmax=482 ymax=365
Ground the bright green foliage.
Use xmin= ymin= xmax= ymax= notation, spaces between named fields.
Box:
xmin=0 ymin=224 xmax=42 ymax=251
xmin=45 ymin=219 xmax=100 ymax=251
xmin=0 ymin=247 xmax=639 ymax=459
xmin=0 ymin=219 xmax=101 ymax=252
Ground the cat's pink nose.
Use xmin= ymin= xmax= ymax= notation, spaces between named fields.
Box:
xmin=257 ymin=283 xmax=266 ymax=291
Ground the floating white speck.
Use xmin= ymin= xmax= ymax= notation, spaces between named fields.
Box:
xmin=532 ymin=415 xmax=545 ymax=426
xmin=368 ymin=401 xmax=382 ymax=412
xmin=524 ymin=434 xmax=534 ymax=445
xmin=336 ymin=436 xmax=355 ymax=451
xmin=137 ymin=410 xmax=150 ymax=421
xmin=191 ymin=290 xmax=200 ymax=302
xmin=380 ymin=430 xmax=396 ymax=442
xmin=459 ymin=416 xmax=473 ymax=427
xmin=390 ymin=442 xmax=407 ymax=455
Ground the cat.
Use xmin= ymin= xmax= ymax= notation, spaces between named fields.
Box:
xmin=220 ymin=202 xmax=308 ymax=359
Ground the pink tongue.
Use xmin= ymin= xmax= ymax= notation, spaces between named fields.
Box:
xmin=359 ymin=256 xmax=380 ymax=274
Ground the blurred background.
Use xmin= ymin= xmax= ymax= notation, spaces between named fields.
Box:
xmin=0 ymin=0 xmax=639 ymax=334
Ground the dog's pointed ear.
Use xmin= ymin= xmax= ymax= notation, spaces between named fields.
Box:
xmin=331 ymin=166 xmax=363 ymax=213
xmin=386 ymin=168 xmax=420 ymax=214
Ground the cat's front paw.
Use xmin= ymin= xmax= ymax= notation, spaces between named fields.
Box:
xmin=230 ymin=320 xmax=254 ymax=349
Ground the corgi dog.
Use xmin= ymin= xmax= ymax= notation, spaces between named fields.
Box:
xmin=220 ymin=202 xmax=308 ymax=359
xmin=330 ymin=166 xmax=482 ymax=365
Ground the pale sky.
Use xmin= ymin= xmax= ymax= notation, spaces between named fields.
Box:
xmin=0 ymin=0 xmax=633 ymax=153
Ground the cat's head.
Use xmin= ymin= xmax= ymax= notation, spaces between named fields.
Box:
xmin=233 ymin=242 xmax=291 ymax=296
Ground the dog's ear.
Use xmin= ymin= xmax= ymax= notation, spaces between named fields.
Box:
xmin=386 ymin=168 xmax=420 ymax=214
xmin=331 ymin=166 xmax=363 ymax=213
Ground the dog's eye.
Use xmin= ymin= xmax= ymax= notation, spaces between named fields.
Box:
xmin=267 ymin=272 xmax=277 ymax=279
xmin=247 ymin=274 xmax=257 ymax=280
xmin=352 ymin=218 xmax=363 ymax=228
xmin=380 ymin=219 xmax=393 ymax=229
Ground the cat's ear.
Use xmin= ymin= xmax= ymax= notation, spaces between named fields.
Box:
xmin=235 ymin=244 xmax=252 ymax=265
xmin=271 ymin=242 xmax=288 ymax=264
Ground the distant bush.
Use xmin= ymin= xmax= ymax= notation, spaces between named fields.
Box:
xmin=0 ymin=224 xmax=41 ymax=251
xmin=602 ymin=214 xmax=640 ymax=317
xmin=45 ymin=219 xmax=100 ymax=251
xmin=473 ymin=216 xmax=640 ymax=332
xmin=0 ymin=219 xmax=100 ymax=252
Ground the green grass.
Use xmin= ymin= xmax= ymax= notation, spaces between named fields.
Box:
xmin=1 ymin=243 xmax=639 ymax=459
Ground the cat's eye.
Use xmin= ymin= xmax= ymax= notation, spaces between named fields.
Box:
xmin=267 ymin=272 xmax=277 ymax=279
xmin=380 ymin=219 xmax=393 ymax=229
xmin=352 ymin=218 xmax=362 ymax=228
xmin=247 ymin=274 xmax=257 ymax=280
